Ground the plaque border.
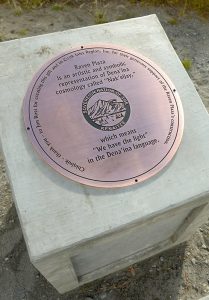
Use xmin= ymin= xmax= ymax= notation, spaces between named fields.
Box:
xmin=23 ymin=44 xmax=184 ymax=188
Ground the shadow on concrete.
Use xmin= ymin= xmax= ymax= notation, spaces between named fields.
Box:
xmin=69 ymin=242 xmax=187 ymax=300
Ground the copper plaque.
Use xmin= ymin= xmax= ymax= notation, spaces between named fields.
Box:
xmin=23 ymin=45 xmax=184 ymax=188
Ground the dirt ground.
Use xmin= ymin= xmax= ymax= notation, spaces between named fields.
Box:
xmin=0 ymin=1 xmax=209 ymax=299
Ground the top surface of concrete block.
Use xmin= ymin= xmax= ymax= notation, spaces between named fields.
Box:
xmin=0 ymin=15 xmax=209 ymax=260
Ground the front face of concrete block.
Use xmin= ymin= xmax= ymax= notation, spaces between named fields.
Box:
xmin=71 ymin=203 xmax=209 ymax=284
xmin=34 ymin=202 xmax=208 ymax=294
xmin=71 ymin=207 xmax=190 ymax=280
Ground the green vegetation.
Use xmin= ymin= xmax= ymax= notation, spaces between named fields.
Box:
xmin=18 ymin=28 xmax=28 ymax=36
xmin=0 ymin=0 xmax=50 ymax=8
xmin=0 ymin=0 xmax=76 ymax=8
xmin=168 ymin=17 xmax=178 ymax=25
xmin=94 ymin=9 xmax=108 ymax=24
xmin=182 ymin=58 xmax=192 ymax=70
xmin=0 ymin=0 xmax=208 ymax=17
xmin=13 ymin=0 xmax=49 ymax=8
xmin=93 ymin=0 xmax=108 ymax=24
xmin=52 ymin=3 xmax=64 ymax=11
xmin=128 ymin=0 xmax=138 ymax=4
xmin=14 ymin=6 xmax=22 ymax=15
xmin=141 ymin=0 xmax=209 ymax=17
xmin=0 ymin=34 xmax=5 ymax=42
xmin=116 ymin=12 xmax=135 ymax=21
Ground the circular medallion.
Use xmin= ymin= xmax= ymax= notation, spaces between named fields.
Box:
xmin=23 ymin=44 xmax=184 ymax=188
xmin=82 ymin=87 xmax=130 ymax=131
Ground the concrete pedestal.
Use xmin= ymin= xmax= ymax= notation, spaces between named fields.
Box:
xmin=0 ymin=15 xmax=209 ymax=294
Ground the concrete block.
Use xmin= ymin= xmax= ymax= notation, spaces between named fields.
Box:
xmin=0 ymin=15 xmax=209 ymax=293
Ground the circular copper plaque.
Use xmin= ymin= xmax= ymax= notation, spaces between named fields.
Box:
xmin=23 ymin=45 xmax=184 ymax=188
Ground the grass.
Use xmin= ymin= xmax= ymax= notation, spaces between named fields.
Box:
xmin=13 ymin=0 xmax=49 ymax=8
xmin=0 ymin=0 xmax=52 ymax=8
xmin=182 ymin=58 xmax=192 ymax=70
xmin=0 ymin=0 xmax=76 ymax=8
xmin=0 ymin=34 xmax=6 ymax=42
xmin=116 ymin=12 xmax=135 ymax=20
xmin=94 ymin=9 xmax=108 ymax=24
xmin=168 ymin=17 xmax=178 ymax=25
xmin=128 ymin=0 xmax=138 ymax=4
xmin=52 ymin=3 xmax=64 ymax=11
xmin=14 ymin=6 xmax=22 ymax=15
xmin=0 ymin=0 xmax=208 ymax=17
xmin=18 ymin=28 xmax=28 ymax=36
xmin=141 ymin=0 xmax=209 ymax=17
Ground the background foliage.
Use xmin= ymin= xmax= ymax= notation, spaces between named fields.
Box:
xmin=0 ymin=0 xmax=208 ymax=16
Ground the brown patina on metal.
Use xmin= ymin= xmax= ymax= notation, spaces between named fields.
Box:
xmin=23 ymin=44 xmax=184 ymax=188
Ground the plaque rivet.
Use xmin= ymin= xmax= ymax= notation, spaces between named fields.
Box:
xmin=173 ymin=89 xmax=176 ymax=92
xmin=135 ymin=179 xmax=138 ymax=183
xmin=81 ymin=46 xmax=83 ymax=49
xmin=27 ymin=127 xmax=30 ymax=130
